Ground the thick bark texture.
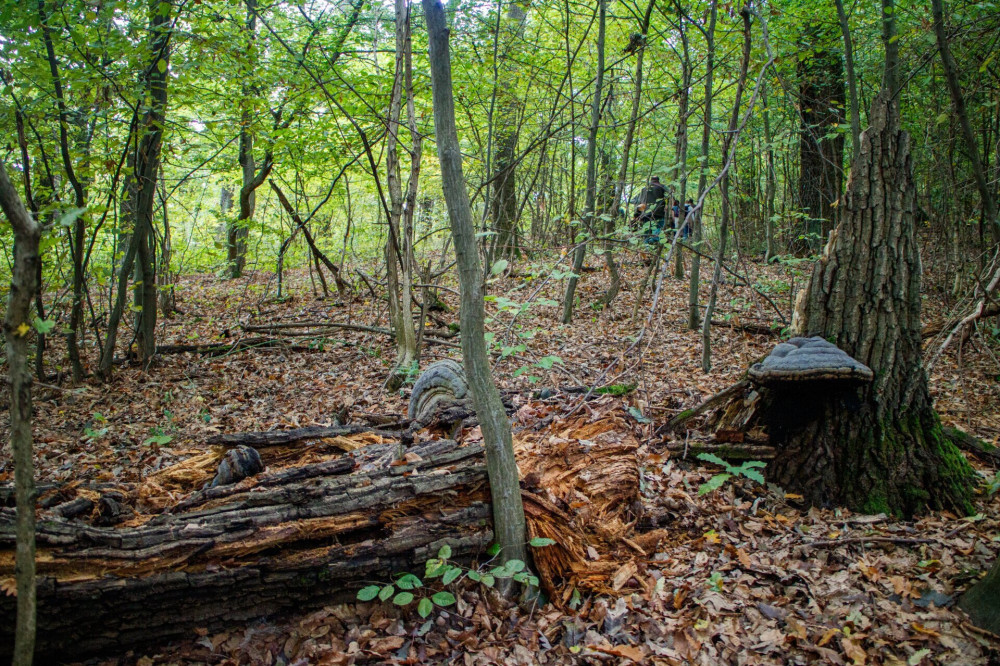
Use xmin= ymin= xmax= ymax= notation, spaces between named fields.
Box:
xmin=423 ymin=0 xmax=528 ymax=571
xmin=784 ymin=92 xmax=972 ymax=516
xmin=797 ymin=25 xmax=845 ymax=251
xmin=959 ymin=558 xmax=1000 ymax=634
xmin=0 ymin=160 xmax=42 ymax=666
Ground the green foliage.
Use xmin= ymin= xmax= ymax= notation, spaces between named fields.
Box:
xmin=696 ymin=453 xmax=767 ymax=495
xmin=595 ymin=383 xmax=637 ymax=396
xmin=357 ymin=539 xmax=552 ymax=615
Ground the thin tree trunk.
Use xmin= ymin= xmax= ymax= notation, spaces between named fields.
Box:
xmin=930 ymin=0 xmax=999 ymax=244
xmin=602 ymin=0 xmax=655 ymax=307
xmin=98 ymin=0 xmax=171 ymax=378
xmin=701 ymin=7 xmax=752 ymax=372
xmin=561 ymin=0 xmax=605 ymax=325
xmin=834 ymin=0 xmax=861 ymax=160
xmin=762 ymin=84 xmax=777 ymax=262
xmin=0 ymin=160 xmax=41 ymax=666
xmin=38 ymin=0 xmax=85 ymax=383
xmin=385 ymin=0 xmax=421 ymax=392
xmin=688 ymin=0 xmax=716 ymax=330
xmin=673 ymin=2 xmax=691 ymax=280
xmin=422 ymin=0 xmax=529 ymax=576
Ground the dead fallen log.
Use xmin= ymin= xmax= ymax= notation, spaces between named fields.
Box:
xmin=0 ymin=401 xmax=642 ymax=660
xmin=205 ymin=423 xmax=409 ymax=448
xmin=0 ymin=438 xmax=493 ymax=660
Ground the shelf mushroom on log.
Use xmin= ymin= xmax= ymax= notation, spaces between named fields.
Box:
xmin=748 ymin=337 xmax=874 ymax=503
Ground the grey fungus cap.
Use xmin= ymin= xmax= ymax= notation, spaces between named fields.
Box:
xmin=749 ymin=336 xmax=874 ymax=387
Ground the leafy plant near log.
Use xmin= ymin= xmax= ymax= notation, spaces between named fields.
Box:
xmin=696 ymin=453 xmax=766 ymax=496
xmin=356 ymin=539 xmax=554 ymax=617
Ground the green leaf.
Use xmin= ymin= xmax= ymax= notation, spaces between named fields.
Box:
xmin=437 ymin=544 xmax=452 ymax=560
xmin=486 ymin=543 xmax=501 ymax=557
xmin=156 ymin=58 xmax=167 ymax=73
xmin=143 ymin=434 xmax=173 ymax=446
xmin=529 ymin=537 xmax=556 ymax=547
xmin=431 ymin=591 xmax=456 ymax=606
xmin=467 ymin=570 xmax=482 ymax=582
xmin=357 ymin=585 xmax=380 ymax=601
xmin=696 ymin=452 xmax=729 ymax=467
xmin=378 ymin=584 xmax=395 ymax=601
xmin=480 ymin=573 xmax=495 ymax=587
xmin=535 ymin=355 xmax=562 ymax=369
xmin=32 ymin=318 xmax=56 ymax=334
xmin=59 ymin=206 xmax=87 ymax=228
xmin=740 ymin=469 xmax=766 ymax=485
xmin=417 ymin=597 xmax=433 ymax=618
xmin=442 ymin=566 xmax=462 ymax=585
xmin=742 ymin=460 xmax=767 ymax=469
xmin=909 ymin=648 xmax=931 ymax=665
xmin=505 ymin=559 xmax=526 ymax=573
xmin=628 ymin=406 xmax=651 ymax=424
xmin=424 ymin=559 xmax=445 ymax=578
xmin=527 ymin=575 xmax=539 ymax=587
xmin=698 ymin=473 xmax=732 ymax=495
xmin=490 ymin=259 xmax=509 ymax=275
xmin=396 ymin=573 xmax=422 ymax=590
xmin=393 ymin=591 xmax=414 ymax=606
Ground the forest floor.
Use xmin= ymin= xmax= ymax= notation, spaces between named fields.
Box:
xmin=3 ymin=242 xmax=1000 ymax=665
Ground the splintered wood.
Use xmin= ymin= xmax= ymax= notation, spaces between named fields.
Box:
xmin=515 ymin=398 xmax=641 ymax=602
xmin=0 ymin=404 xmax=641 ymax=659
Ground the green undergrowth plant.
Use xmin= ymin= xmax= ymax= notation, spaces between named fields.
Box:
xmin=696 ymin=453 xmax=766 ymax=495
xmin=357 ymin=539 xmax=555 ymax=618
xmin=595 ymin=383 xmax=637 ymax=396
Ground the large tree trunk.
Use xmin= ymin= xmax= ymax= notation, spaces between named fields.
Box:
xmin=784 ymin=91 xmax=973 ymax=517
xmin=0 ymin=161 xmax=42 ymax=666
xmin=797 ymin=24 xmax=846 ymax=252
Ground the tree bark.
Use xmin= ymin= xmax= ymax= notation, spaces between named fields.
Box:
xmin=0 ymin=160 xmax=42 ymax=666
xmin=784 ymin=89 xmax=973 ymax=516
xmin=959 ymin=558 xmax=1000 ymax=634
xmin=422 ymin=0 xmax=529 ymax=573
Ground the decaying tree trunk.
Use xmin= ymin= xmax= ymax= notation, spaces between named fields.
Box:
xmin=785 ymin=90 xmax=973 ymax=516
xmin=0 ymin=439 xmax=493 ymax=660
xmin=0 ymin=399 xmax=642 ymax=661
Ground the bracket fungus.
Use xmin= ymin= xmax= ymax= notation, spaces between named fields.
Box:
xmin=407 ymin=359 xmax=469 ymax=421
xmin=749 ymin=337 xmax=873 ymax=388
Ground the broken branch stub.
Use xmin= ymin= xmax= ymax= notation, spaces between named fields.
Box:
xmin=748 ymin=336 xmax=873 ymax=388
xmin=407 ymin=359 xmax=470 ymax=421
